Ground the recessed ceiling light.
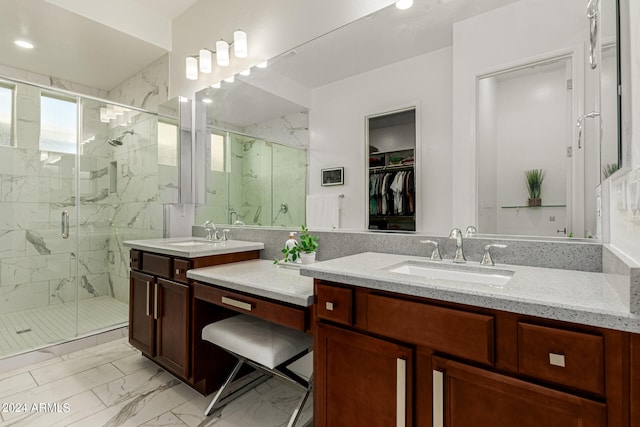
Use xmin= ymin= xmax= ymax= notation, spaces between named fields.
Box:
xmin=14 ymin=39 xmax=34 ymax=49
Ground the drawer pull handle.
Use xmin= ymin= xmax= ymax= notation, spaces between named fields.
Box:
xmin=396 ymin=358 xmax=406 ymax=427
xmin=154 ymin=283 xmax=159 ymax=320
xmin=145 ymin=281 xmax=150 ymax=317
xmin=433 ymin=370 xmax=444 ymax=427
xmin=175 ymin=268 xmax=181 ymax=275
xmin=222 ymin=296 xmax=252 ymax=311
xmin=549 ymin=353 xmax=566 ymax=367
xmin=325 ymin=302 xmax=335 ymax=311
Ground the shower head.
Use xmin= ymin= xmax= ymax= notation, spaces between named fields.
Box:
xmin=107 ymin=130 xmax=134 ymax=147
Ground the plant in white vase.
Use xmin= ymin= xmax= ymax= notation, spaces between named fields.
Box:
xmin=276 ymin=225 xmax=319 ymax=264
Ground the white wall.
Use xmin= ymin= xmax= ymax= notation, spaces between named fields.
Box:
xmin=310 ymin=47 xmax=453 ymax=232
xmin=451 ymin=0 xmax=603 ymax=232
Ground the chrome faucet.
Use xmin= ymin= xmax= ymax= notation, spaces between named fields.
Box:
xmin=449 ymin=228 xmax=466 ymax=263
xmin=203 ymin=220 xmax=218 ymax=241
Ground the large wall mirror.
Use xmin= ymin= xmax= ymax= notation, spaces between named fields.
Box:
xmin=193 ymin=0 xmax=620 ymax=240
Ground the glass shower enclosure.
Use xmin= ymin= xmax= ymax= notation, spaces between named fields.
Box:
xmin=0 ymin=77 xmax=162 ymax=359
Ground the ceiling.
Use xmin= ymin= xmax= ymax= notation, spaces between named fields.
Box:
xmin=0 ymin=0 xmax=196 ymax=91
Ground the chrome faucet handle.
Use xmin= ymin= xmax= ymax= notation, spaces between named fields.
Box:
xmin=222 ymin=229 xmax=230 ymax=241
xmin=420 ymin=240 xmax=442 ymax=261
xmin=465 ymin=225 xmax=478 ymax=237
xmin=448 ymin=228 xmax=466 ymax=263
xmin=480 ymin=244 xmax=507 ymax=266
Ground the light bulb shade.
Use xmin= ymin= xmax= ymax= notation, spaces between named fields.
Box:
xmin=395 ymin=0 xmax=413 ymax=9
xmin=224 ymin=75 xmax=235 ymax=83
xmin=256 ymin=61 xmax=268 ymax=69
xmin=211 ymin=82 xmax=221 ymax=88
xmin=240 ymin=68 xmax=251 ymax=76
xmin=216 ymin=40 xmax=230 ymax=66
xmin=186 ymin=56 xmax=198 ymax=80
xmin=199 ymin=49 xmax=212 ymax=73
xmin=233 ymin=30 xmax=248 ymax=58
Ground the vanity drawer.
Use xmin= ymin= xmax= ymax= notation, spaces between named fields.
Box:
xmin=173 ymin=258 xmax=192 ymax=284
xmin=141 ymin=252 xmax=173 ymax=279
xmin=130 ymin=250 xmax=141 ymax=270
xmin=518 ymin=322 xmax=604 ymax=395
xmin=316 ymin=282 xmax=353 ymax=326
xmin=193 ymin=282 xmax=306 ymax=331
xmin=366 ymin=294 xmax=495 ymax=365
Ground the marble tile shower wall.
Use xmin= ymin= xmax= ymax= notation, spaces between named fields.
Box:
xmin=272 ymin=144 xmax=306 ymax=227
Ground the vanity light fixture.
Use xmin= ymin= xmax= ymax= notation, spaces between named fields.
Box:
xmin=216 ymin=40 xmax=230 ymax=66
xmin=395 ymin=0 xmax=413 ymax=9
xmin=14 ymin=39 xmax=34 ymax=49
xmin=186 ymin=56 xmax=198 ymax=80
xmin=210 ymin=82 xmax=222 ymax=89
xmin=224 ymin=75 xmax=235 ymax=83
xmin=240 ymin=68 xmax=251 ymax=76
xmin=233 ymin=30 xmax=248 ymax=58
xmin=256 ymin=61 xmax=268 ymax=68
xmin=199 ymin=49 xmax=212 ymax=73
xmin=185 ymin=29 xmax=249 ymax=80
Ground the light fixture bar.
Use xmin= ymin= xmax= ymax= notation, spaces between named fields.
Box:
xmin=186 ymin=56 xmax=198 ymax=80
xmin=199 ymin=49 xmax=212 ymax=73
xmin=216 ymin=40 xmax=230 ymax=66
xmin=233 ymin=30 xmax=248 ymax=58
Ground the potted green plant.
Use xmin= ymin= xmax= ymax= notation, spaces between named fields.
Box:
xmin=279 ymin=225 xmax=319 ymax=264
xmin=602 ymin=163 xmax=619 ymax=179
xmin=524 ymin=169 xmax=545 ymax=207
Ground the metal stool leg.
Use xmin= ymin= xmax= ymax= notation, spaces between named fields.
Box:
xmin=287 ymin=387 xmax=311 ymax=427
xmin=204 ymin=358 xmax=245 ymax=416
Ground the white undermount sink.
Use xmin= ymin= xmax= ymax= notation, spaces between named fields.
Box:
xmin=385 ymin=260 xmax=514 ymax=287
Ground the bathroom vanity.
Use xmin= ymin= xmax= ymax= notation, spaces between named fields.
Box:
xmin=124 ymin=238 xmax=263 ymax=392
xmin=302 ymin=252 xmax=638 ymax=427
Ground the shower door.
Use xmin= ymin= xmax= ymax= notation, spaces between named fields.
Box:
xmin=0 ymin=80 xmax=136 ymax=359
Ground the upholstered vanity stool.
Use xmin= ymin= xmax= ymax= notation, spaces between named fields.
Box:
xmin=202 ymin=314 xmax=313 ymax=426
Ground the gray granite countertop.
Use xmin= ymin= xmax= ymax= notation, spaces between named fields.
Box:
xmin=300 ymin=252 xmax=640 ymax=332
xmin=123 ymin=237 xmax=264 ymax=258
xmin=187 ymin=259 xmax=314 ymax=307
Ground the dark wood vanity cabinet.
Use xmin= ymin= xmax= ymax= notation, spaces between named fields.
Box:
xmin=313 ymin=279 xmax=631 ymax=427
xmin=128 ymin=248 xmax=259 ymax=386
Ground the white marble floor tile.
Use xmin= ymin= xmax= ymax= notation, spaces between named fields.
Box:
xmin=0 ymin=337 xmax=313 ymax=427
xmin=0 ymin=390 xmax=106 ymax=427
xmin=111 ymin=352 xmax=157 ymax=375
xmin=139 ymin=411 xmax=188 ymax=426
xmin=0 ymin=371 xmax=37 ymax=399
xmin=31 ymin=343 xmax=136 ymax=385
xmin=2 ymin=364 xmax=123 ymax=421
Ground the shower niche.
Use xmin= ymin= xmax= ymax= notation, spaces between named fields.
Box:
xmin=367 ymin=108 xmax=417 ymax=232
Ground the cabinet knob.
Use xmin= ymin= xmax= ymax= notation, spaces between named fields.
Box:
xmin=325 ymin=301 xmax=335 ymax=311
xmin=549 ymin=352 xmax=566 ymax=368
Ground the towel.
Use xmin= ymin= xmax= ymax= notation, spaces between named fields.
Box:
xmin=306 ymin=195 xmax=340 ymax=229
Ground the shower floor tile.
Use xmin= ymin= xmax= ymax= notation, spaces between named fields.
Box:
xmin=0 ymin=338 xmax=313 ymax=426
xmin=0 ymin=296 xmax=128 ymax=358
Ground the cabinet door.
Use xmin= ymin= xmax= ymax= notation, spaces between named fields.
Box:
xmin=315 ymin=323 xmax=413 ymax=427
xmin=155 ymin=278 xmax=190 ymax=378
xmin=432 ymin=356 xmax=606 ymax=427
xmin=129 ymin=270 xmax=155 ymax=355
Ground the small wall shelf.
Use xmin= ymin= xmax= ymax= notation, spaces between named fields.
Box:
xmin=501 ymin=204 xmax=567 ymax=209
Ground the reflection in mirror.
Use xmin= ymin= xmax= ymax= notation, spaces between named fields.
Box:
xmin=157 ymin=97 xmax=191 ymax=204
xmin=475 ymin=0 xmax=618 ymax=239
xmin=191 ymin=0 xmax=620 ymax=239
xmin=194 ymin=81 xmax=308 ymax=227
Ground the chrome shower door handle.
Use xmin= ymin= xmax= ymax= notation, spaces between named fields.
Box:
xmin=587 ymin=0 xmax=600 ymax=69
xmin=61 ymin=210 xmax=70 ymax=239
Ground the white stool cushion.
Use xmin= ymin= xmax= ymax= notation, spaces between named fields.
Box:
xmin=202 ymin=315 xmax=312 ymax=370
